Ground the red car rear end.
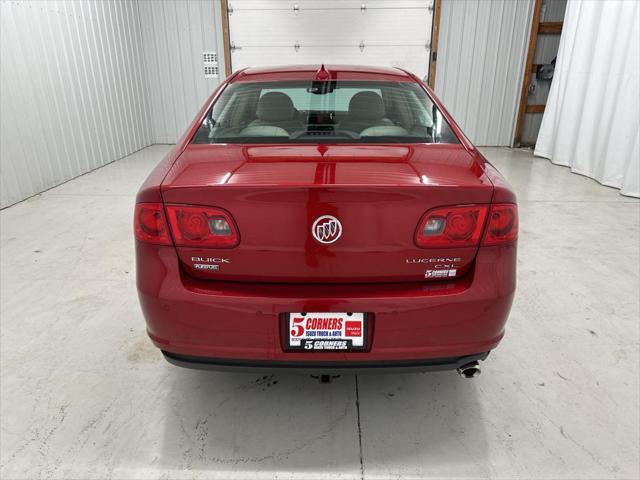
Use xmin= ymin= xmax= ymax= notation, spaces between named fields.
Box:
xmin=134 ymin=65 xmax=517 ymax=375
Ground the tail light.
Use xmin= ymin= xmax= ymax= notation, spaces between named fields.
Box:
xmin=415 ymin=203 xmax=518 ymax=248
xmin=165 ymin=205 xmax=239 ymax=248
xmin=482 ymin=203 xmax=518 ymax=245
xmin=416 ymin=205 xmax=488 ymax=248
xmin=134 ymin=203 xmax=171 ymax=245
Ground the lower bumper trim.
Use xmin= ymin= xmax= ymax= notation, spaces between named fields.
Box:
xmin=162 ymin=351 xmax=490 ymax=374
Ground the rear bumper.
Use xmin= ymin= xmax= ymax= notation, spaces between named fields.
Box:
xmin=137 ymin=243 xmax=516 ymax=367
xmin=162 ymin=350 xmax=490 ymax=374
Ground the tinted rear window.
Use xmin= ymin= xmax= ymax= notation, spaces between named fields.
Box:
xmin=192 ymin=81 xmax=460 ymax=144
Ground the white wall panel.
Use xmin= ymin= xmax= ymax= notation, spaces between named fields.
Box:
xmin=435 ymin=0 xmax=534 ymax=146
xmin=0 ymin=0 xmax=151 ymax=208
xmin=137 ymin=0 xmax=221 ymax=144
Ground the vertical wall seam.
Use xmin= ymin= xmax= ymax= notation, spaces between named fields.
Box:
xmin=134 ymin=0 xmax=154 ymax=145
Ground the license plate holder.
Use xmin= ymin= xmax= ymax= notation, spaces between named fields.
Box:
xmin=285 ymin=312 xmax=367 ymax=351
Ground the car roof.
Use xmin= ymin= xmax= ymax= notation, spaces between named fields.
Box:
xmin=231 ymin=64 xmax=417 ymax=83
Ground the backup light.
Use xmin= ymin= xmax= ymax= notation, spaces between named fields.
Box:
xmin=209 ymin=217 xmax=232 ymax=235
xmin=423 ymin=217 xmax=445 ymax=235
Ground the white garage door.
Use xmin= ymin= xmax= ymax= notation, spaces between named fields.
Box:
xmin=228 ymin=0 xmax=434 ymax=80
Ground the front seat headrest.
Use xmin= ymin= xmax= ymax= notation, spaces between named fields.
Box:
xmin=256 ymin=92 xmax=295 ymax=121
xmin=348 ymin=91 xmax=385 ymax=120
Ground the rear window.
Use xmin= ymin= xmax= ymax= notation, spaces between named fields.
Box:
xmin=192 ymin=80 xmax=460 ymax=144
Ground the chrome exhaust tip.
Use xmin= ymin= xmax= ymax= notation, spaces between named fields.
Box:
xmin=457 ymin=361 xmax=481 ymax=379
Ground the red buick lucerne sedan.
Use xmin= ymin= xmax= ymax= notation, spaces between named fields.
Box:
xmin=134 ymin=65 xmax=517 ymax=378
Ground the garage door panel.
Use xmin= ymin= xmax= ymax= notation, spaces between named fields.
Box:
xmin=231 ymin=45 xmax=430 ymax=79
xmin=228 ymin=0 xmax=433 ymax=80
xmin=230 ymin=1 xmax=430 ymax=11
xmin=229 ymin=10 xmax=432 ymax=46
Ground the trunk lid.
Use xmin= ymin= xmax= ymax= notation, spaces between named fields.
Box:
xmin=161 ymin=144 xmax=494 ymax=283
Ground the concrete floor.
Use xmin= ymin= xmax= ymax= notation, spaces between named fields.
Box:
xmin=1 ymin=145 xmax=638 ymax=480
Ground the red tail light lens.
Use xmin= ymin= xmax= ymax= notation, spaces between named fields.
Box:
xmin=165 ymin=205 xmax=239 ymax=248
xmin=134 ymin=203 xmax=171 ymax=245
xmin=482 ymin=203 xmax=518 ymax=245
xmin=416 ymin=205 xmax=488 ymax=248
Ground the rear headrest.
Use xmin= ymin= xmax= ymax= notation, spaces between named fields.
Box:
xmin=348 ymin=91 xmax=385 ymax=120
xmin=256 ymin=92 xmax=295 ymax=121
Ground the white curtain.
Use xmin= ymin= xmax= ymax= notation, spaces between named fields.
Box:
xmin=534 ymin=0 xmax=640 ymax=198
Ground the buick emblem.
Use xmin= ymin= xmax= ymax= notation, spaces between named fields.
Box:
xmin=312 ymin=215 xmax=342 ymax=244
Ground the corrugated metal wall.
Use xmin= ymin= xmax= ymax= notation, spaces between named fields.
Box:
xmin=0 ymin=0 xmax=152 ymax=208
xmin=1 ymin=0 xmax=535 ymax=206
xmin=435 ymin=0 xmax=534 ymax=146
xmin=137 ymin=0 xmax=221 ymax=144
